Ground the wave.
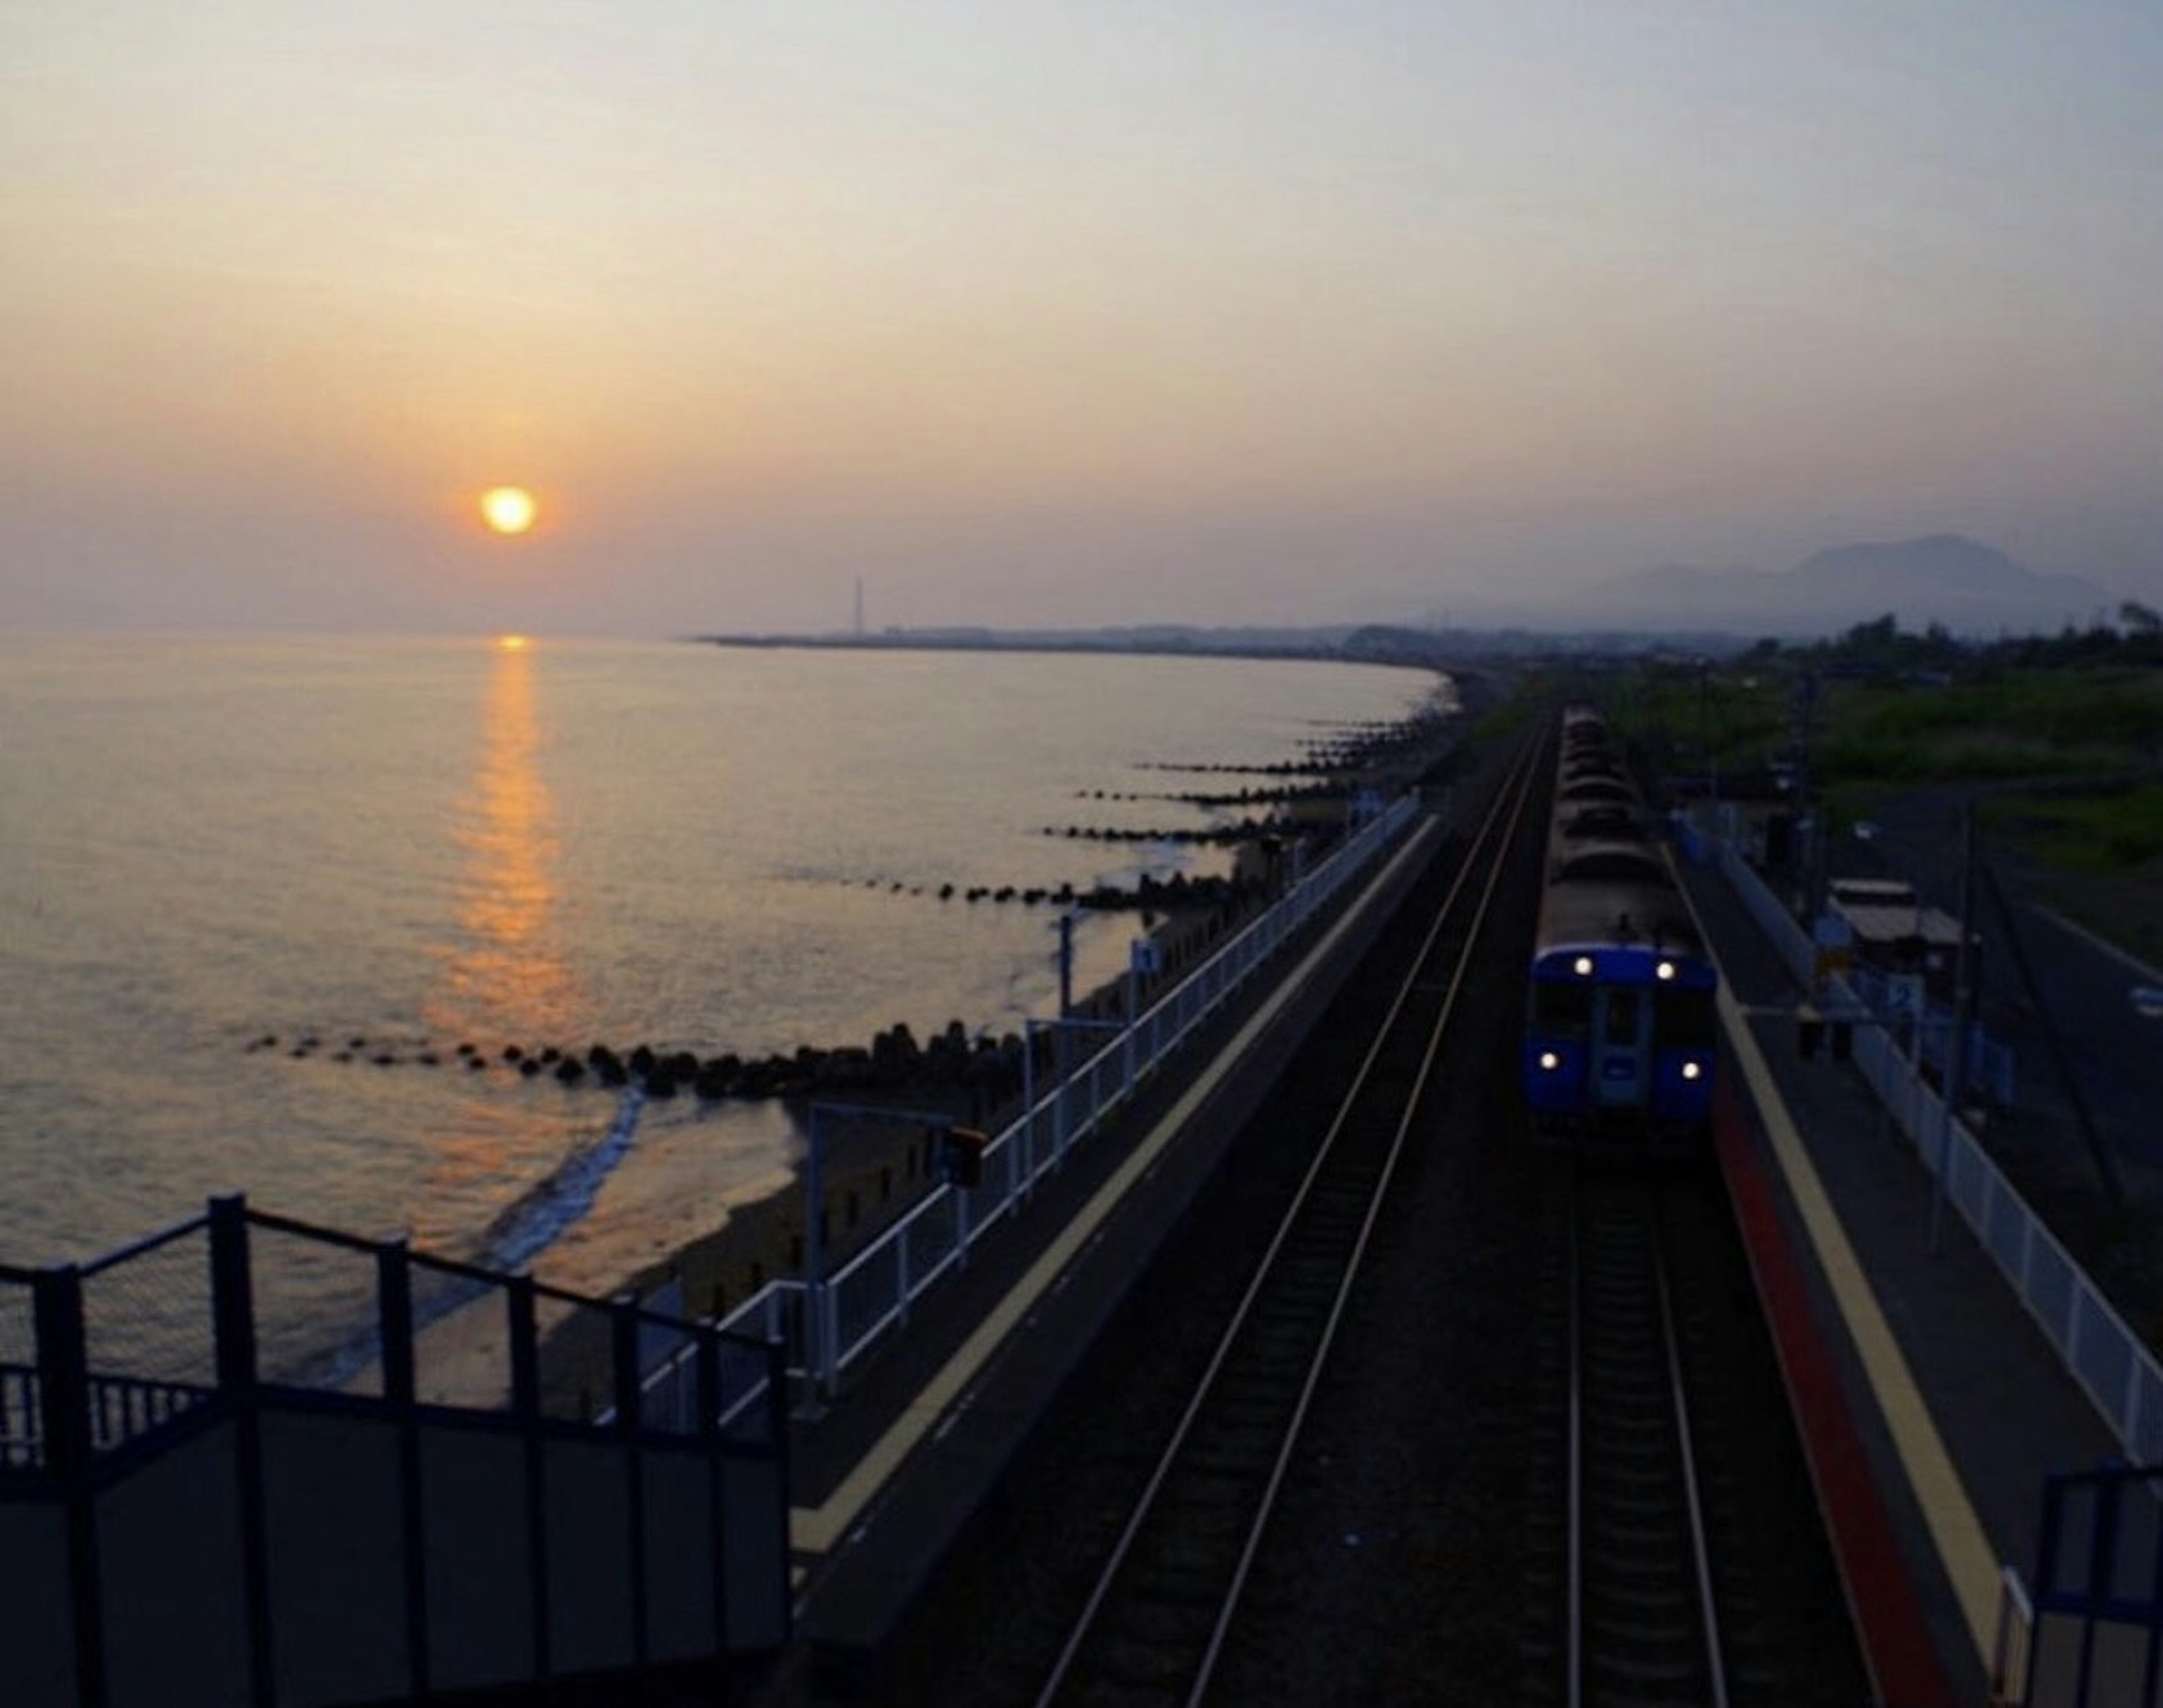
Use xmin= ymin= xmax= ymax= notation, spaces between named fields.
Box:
xmin=473 ymin=1086 xmax=650 ymax=1276
xmin=262 ymin=1089 xmax=653 ymax=1394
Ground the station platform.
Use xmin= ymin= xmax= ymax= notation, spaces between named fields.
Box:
xmin=1681 ymin=856 xmax=2125 ymax=1707
xmin=753 ymin=811 xmax=1454 ymax=1700
xmin=750 ymin=805 xmax=2137 ymax=1705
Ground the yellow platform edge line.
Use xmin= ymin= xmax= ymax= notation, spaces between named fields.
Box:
xmin=1712 ymin=962 xmax=2001 ymax=1665
xmin=789 ymin=815 xmax=1445 ymax=1557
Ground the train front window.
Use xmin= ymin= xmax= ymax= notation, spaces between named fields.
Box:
xmin=1659 ymin=989 xmax=1717 ymax=1046
xmin=1534 ymin=983 xmax=1592 ymax=1033
xmin=1603 ymin=989 xmax=1643 ymax=1040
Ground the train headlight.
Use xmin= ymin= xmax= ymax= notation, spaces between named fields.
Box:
xmin=1682 ymin=1060 xmax=1703 ymax=1081
xmin=1656 ymin=960 xmax=1676 ymax=981
xmin=1573 ymin=955 xmax=1594 ymax=977
xmin=1538 ymin=1051 xmax=1560 ymax=1071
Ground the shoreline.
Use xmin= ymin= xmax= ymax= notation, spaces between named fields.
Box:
xmin=598 ymin=709 xmax=1467 ymax=1340
xmin=607 ymin=861 xmax=1269 ymax=1329
xmin=388 ymin=692 xmax=1472 ymax=1411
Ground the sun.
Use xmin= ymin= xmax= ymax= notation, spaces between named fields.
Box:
xmin=479 ymin=486 xmax=537 ymax=536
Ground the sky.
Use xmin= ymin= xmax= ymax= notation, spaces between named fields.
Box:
xmin=6 ymin=1 xmax=2161 ymax=637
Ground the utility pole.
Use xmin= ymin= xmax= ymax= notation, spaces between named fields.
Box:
xmin=1981 ymin=858 xmax=2125 ymax=1208
xmin=1698 ymin=659 xmax=1720 ymax=828
xmin=1792 ymin=668 xmax=1821 ymax=922
xmin=1056 ymin=913 xmax=1075 ymax=1018
xmin=1930 ymin=806 xmax=1975 ymax=1252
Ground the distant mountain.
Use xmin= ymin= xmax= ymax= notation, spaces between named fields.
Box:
xmin=1568 ymin=535 xmax=2116 ymax=637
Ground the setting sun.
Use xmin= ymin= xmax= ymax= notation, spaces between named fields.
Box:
xmin=479 ymin=486 xmax=537 ymax=536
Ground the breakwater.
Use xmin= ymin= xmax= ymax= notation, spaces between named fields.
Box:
xmin=3 ymin=634 xmax=1450 ymax=1299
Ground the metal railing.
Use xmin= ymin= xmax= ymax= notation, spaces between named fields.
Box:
xmin=0 ymin=1192 xmax=788 ymax=1473
xmin=1843 ymin=961 xmax=2018 ymax=1106
xmin=711 ymin=793 xmax=1425 ymax=1399
xmin=2017 ymin=1462 xmax=2163 ymax=1706
xmin=84 ymin=1373 xmax=214 ymax=1453
xmin=1717 ymin=840 xmax=2163 ymax=1463
xmin=75 ymin=1213 xmax=219 ymax=1450
xmin=0 ymin=1262 xmax=38 ymax=1469
xmin=1993 ymin=1565 xmax=2036 ymax=1706
xmin=7 ymin=1199 xmax=795 ymax=1708
xmin=1 ymin=1364 xmax=37 ymax=1470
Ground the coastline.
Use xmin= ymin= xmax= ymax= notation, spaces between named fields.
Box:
xmin=591 ymin=690 xmax=1477 ymax=1344
xmin=607 ymin=861 xmax=1266 ymax=1331
xmin=357 ymin=677 xmax=1475 ymax=1419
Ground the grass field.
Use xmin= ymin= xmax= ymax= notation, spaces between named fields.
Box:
xmin=1574 ymin=657 xmax=2163 ymax=965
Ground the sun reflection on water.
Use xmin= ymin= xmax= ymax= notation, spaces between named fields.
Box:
xmin=410 ymin=639 xmax=595 ymax=1255
xmin=430 ymin=637 xmax=582 ymax=1043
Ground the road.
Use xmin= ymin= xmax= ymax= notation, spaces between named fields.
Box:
xmin=1835 ymin=783 xmax=2163 ymax=1197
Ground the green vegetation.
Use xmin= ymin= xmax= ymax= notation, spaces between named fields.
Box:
xmin=1830 ymin=671 xmax=2163 ymax=763
xmin=1980 ymin=784 xmax=2163 ymax=872
xmin=1587 ymin=612 xmax=2163 ymax=876
xmin=1799 ymin=671 xmax=2162 ymax=843
xmin=1457 ymin=679 xmax=1543 ymax=760
xmin=1608 ymin=662 xmax=1791 ymax=781
xmin=1818 ymin=668 xmax=2163 ymax=854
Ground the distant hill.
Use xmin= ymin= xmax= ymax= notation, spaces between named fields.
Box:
xmin=1566 ymin=534 xmax=2116 ymax=638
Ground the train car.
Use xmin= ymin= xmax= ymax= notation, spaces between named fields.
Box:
xmin=1524 ymin=709 xmax=1718 ymax=1147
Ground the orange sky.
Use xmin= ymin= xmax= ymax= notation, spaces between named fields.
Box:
xmin=6 ymin=2 xmax=2161 ymax=634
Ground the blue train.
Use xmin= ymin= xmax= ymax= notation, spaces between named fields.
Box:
xmin=1524 ymin=706 xmax=1718 ymax=1146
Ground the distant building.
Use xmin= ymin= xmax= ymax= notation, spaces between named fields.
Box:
xmin=1827 ymin=877 xmax=1969 ymax=999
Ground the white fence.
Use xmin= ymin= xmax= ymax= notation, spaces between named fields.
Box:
xmin=1842 ymin=961 xmax=2018 ymax=1107
xmin=1716 ymin=841 xmax=2163 ymax=1462
xmin=643 ymin=794 xmax=1425 ymax=1412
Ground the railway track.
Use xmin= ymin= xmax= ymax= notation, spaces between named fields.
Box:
xmin=1028 ymin=732 xmax=1545 ymax=1708
xmin=1521 ymin=1160 xmax=1835 ymax=1707
xmin=1566 ymin=1168 xmax=1728 ymax=1706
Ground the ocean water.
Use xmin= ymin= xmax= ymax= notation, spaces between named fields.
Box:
xmin=0 ymin=633 xmax=1444 ymax=1304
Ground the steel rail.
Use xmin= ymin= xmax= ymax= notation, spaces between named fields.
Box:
xmin=1656 ymin=1227 xmax=1731 ymax=1708
xmin=1565 ymin=1172 xmax=1732 ymax=1708
xmin=1568 ymin=1165 xmax=1584 ymax=1708
xmin=1034 ymin=729 xmax=1546 ymax=1708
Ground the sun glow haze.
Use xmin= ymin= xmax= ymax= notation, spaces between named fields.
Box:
xmin=480 ymin=487 xmax=537 ymax=536
xmin=6 ymin=5 xmax=2163 ymax=633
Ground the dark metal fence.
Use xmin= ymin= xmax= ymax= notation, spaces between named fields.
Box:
xmin=1 ymin=1261 xmax=37 ymax=1471
xmin=2020 ymin=1462 xmax=2163 ymax=1706
xmin=0 ymin=1198 xmax=791 ymax=1708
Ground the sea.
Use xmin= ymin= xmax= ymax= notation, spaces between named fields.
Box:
xmin=0 ymin=632 xmax=1447 ymax=1312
